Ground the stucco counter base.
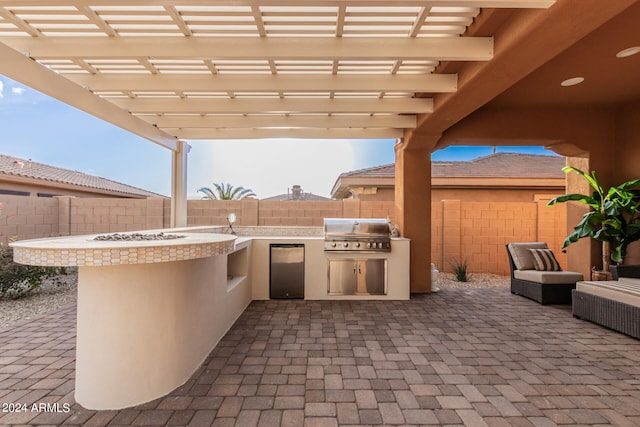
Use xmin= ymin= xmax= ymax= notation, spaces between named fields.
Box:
xmin=11 ymin=233 xmax=248 ymax=410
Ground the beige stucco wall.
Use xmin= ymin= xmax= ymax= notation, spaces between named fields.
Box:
xmin=0 ymin=177 xmax=154 ymax=199
xmin=433 ymin=187 xmax=563 ymax=203
xmin=348 ymin=187 xmax=563 ymax=203
xmin=615 ymin=101 xmax=640 ymax=265
xmin=75 ymin=243 xmax=252 ymax=409
xmin=351 ymin=188 xmax=395 ymax=201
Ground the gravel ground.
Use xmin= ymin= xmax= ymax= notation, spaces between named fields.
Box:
xmin=0 ymin=268 xmax=78 ymax=329
xmin=435 ymin=272 xmax=510 ymax=289
xmin=0 ymin=270 xmax=508 ymax=329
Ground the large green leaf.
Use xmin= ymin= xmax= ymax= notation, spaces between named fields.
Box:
xmin=611 ymin=246 xmax=624 ymax=263
xmin=551 ymin=166 xmax=640 ymax=262
xmin=562 ymin=166 xmax=604 ymax=196
xmin=547 ymin=193 xmax=599 ymax=208
xmin=617 ymin=178 xmax=640 ymax=190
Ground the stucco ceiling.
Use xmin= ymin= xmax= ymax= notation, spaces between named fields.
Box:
xmin=488 ymin=1 xmax=640 ymax=108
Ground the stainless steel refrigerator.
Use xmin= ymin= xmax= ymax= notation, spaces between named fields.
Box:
xmin=270 ymin=244 xmax=305 ymax=299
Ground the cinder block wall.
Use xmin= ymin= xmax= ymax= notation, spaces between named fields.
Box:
xmin=258 ymin=201 xmax=343 ymax=226
xmin=0 ymin=195 xmax=59 ymax=246
xmin=68 ymin=197 xmax=165 ymax=235
xmin=432 ymin=198 xmax=567 ymax=275
xmin=1 ymin=195 xmax=566 ymax=275
xmin=184 ymin=199 xmax=395 ymax=227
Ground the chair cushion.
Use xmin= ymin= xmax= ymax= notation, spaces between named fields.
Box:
xmin=577 ymin=279 xmax=640 ymax=307
xmin=530 ymin=248 xmax=562 ymax=271
xmin=514 ymin=269 xmax=583 ymax=284
xmin=619 ymin=277 xmax=640 ymax=286
xmin=508 ymin=242 xmax=549 ymax=270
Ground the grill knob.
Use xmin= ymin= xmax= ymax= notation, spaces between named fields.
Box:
xmin=366 ymin=242 xmax=372 ymax=248
xmin=355 ymin=242 xmax=361 ymax=248
xmin=343 ymin=242 xmax=349 ymax=248
xmin=377 ymin=242 xmax=383 ymax=249
xmin=331 ymin=242 xmax=337 ymax=248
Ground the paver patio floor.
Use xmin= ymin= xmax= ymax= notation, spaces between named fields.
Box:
xmin=1 ymin=288 xmax=640 ymax=426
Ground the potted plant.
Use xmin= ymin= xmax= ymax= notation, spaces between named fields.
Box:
xmin=547 ymin=166 xmax=640 ymax=272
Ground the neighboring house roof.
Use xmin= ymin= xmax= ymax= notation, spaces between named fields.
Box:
xmin=262 ymin=184 xmax=332 ymax=201
xmin=0 ymin=154 xmax=163 ymax=198
xmin=431 ymin=153 xmax=566 ymax=178
xmin=331 ymin=152 xmax=566 ymax=198
xmin=262 ymin=193 xmax=332 ymax=201
xmin=338 ymin=163 xmax=395 ymax=179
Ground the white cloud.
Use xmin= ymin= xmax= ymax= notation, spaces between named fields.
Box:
xmin=188 ymin=139 xmax=356 ymax=199
xmin=0 ymin=80 xmax=4 ymax=98
xmin=11 ymin=87 xmax=25 ymax=96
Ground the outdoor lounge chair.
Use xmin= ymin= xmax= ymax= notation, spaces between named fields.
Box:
xmin=611 ymin=264 xmax=640 ymax=280
xmin=506 ymin=242 xmax=583 ymax=305
xmin=572 ymin=264 xmax=640 ymax=339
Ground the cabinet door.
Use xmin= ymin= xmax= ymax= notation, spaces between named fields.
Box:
xmin=357 ymin=259 xmax=386 ymax=295
xmin=328 ymin=259 xmax=387 ymax=295
xmin=328 ymin=260 xmax=357 ymax=295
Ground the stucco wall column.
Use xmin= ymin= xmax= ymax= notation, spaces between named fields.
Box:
xmin=395 ymin=138 xmax=434 ymax=293
xmin=171 ymin=140 xmax=190 ymax=228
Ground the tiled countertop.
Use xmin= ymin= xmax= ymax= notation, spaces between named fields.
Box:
xmin=10 ymin=232 xmax=236 ymax=267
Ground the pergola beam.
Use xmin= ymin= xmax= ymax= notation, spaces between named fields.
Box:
xmin=0 ymin=36 xmax=493 ymax=62
xmin=73 ymin=74 xmax=457 ymax=94
xmin=171 ymin=128 xmax=404 ymax=140
xmin=111 ymin=97 xmax=434 ymax=115
xmin=0 ymin=41 xmax=178 ymax=151
xmin=0 ymin=0 xmax=555 ymax=7
xmin=139 ymin=114 xmax=417 ymax=129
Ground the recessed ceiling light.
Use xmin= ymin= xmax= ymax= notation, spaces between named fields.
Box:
xmin=616 ymin=46 xmax=640 ymax=58
xmin=560 ymin=77 xmax=584 ymax=87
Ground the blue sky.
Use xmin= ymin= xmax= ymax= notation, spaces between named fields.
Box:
xmin=0 ymin=75 xmax=557 ymax=198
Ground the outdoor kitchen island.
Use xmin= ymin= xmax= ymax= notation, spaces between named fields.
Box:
xmin=10 ymin=224 xmax=410 ymax=410
xmin=10 ymin=232 xmax=249 ymax=411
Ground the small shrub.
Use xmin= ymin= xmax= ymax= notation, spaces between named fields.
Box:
xmin=0 ymin=245 xmax=61 ymax=299
xmin=449 ymin=259 xmax=472 ymax=282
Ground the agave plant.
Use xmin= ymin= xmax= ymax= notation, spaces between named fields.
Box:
xmin=448 ymin=258 xmax=472 ymax=282
xmin=198 ymin=182 xmax=256 ymax=200
xmin=547 ymin=166 xmax=640 ymax=267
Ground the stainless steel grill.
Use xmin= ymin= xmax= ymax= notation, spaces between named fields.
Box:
xmin=323 ymin=218 xmax=391 ymax=252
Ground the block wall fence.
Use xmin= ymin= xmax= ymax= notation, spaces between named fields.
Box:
xmin=0 ymin=194 xmax=566 ymax=275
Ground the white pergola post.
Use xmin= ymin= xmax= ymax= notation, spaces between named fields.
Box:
xmin=171 ymin=140 xmax=190 ymax=228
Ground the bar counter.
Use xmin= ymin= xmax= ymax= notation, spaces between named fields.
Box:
xmin=11 ymin=232 xmax=248 ymax=410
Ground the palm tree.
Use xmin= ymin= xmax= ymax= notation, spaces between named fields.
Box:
xmin=198 ymin=182 xmax=256 ymax=200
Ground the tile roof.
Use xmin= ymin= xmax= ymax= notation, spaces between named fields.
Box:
xmin=262 ymin=185 xmax=332 ymax=201
xmin=0 ymin=154 xmax=162 ymax=198
xmin=339 ymin=152 xmax=566 ymax=179
xmin=262 ymin=193 xmax=332 ymax=202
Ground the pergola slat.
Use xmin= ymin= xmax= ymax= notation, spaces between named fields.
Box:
xmin=170 ymin=127 xmax=404 ymax=140
xmin=71 ymin=74 xmax=458 ymax=94
xmin=138 ymin=114 xmax=417 ymax=129
xmin=111 ymin=97 xmax=434 ymax=115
